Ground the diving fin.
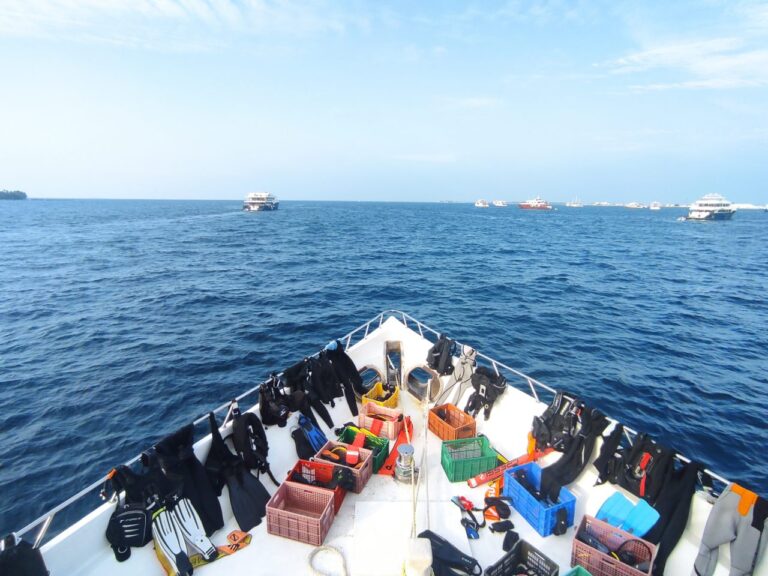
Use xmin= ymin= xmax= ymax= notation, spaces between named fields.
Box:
xmin=226 ymin=467 xmax=270 ymax=532
xmin=621 ymin=498 xmax=660 ymax=537
xmin=172 ymin=498 xmax=217 ymax=561
xmin=291 ymin=427 xmax=315 ymax=460
xmin=417 ymin=529 xmax=482 ymax=576
xmin=299 ymin=414 xmax=328 ymax=453
xmin=152 ymin=507 xmax=193 ymax=576
xmin=596 ymin=492 xmax=634 ymax=527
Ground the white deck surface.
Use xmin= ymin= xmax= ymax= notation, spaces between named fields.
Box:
xmin=39 ymin=316 xmax=767 ymax=575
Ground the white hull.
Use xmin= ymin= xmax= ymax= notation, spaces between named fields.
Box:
xmin=16 ymin=312 xmax=764 ymax=576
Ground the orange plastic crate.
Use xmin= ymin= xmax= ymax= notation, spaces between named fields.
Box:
xmin=428 ymin=403 xmax=476 ymax=440
xmin=266 ymin=483 xmax=334 ymax=546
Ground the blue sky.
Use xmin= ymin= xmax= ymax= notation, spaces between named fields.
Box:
xmin=1 ymin=1 xmax=767 ymax=203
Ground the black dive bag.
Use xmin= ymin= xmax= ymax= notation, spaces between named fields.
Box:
xmin=615 ymin=434 xmax=675 ymax=504
xmin=427 ymin=334 xmax=455 ymax=376
xmin=105 ymin=502 xmax=152 ymax=561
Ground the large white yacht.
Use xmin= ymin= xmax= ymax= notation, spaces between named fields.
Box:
xmin=6 ymin=312 xmax=767 ymax=576
xmin=491 ymin=200 xmax=508 ymax=207
xmin=686 ymin=194 xmax=735 ymax=220
xmin=243 ymin=192 xmax=279 ymax=212
xmin=474 ymin=199 xmax=490 ymax=208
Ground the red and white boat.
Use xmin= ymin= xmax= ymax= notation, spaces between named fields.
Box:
xmin=518 ymin=196 xmax=552 ymax=210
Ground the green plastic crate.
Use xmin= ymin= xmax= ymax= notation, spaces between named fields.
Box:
xmin=564 ymin=567 xmax=593 ymax=576
xmin=441 ymin=436 xmax=498 ymax=482
xmin=338 ymin=427 xmax=389 ymax=473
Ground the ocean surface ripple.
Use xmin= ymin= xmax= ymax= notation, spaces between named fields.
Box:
xmin=1 ymin=199 xmax=766 ymax=535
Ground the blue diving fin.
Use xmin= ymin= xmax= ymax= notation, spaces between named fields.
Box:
xmin=299 ymin=414 xmax=328 ymax=453
xmin=621 ymin=498 xmax=660 ymax=537
xmin=596 ymin=492 xmax=634 ymax=527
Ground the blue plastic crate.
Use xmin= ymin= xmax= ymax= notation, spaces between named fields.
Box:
xmin=503 ymin=462 xmax=576 ymax=537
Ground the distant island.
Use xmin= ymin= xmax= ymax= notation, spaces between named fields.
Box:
xmin=0 ymin=190 xmax=27 ymax=200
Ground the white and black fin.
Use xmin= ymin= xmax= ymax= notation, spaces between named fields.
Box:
xmin=173 ymin=498 xmax=218 ymax=562
xmin=152 ymin=507 xmax=193 ymax=576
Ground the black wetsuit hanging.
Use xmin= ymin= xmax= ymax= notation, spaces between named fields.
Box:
xmin=153 ymin=424 xmax=224 ymax=536
xmin=283 ymin=359 xmax=335 ymax=428
xmin=325 ymin=340 xmax=360 ymax=416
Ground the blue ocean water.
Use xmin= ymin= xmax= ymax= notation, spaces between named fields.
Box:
xmin=1 ymin=199 xmax=766 ymax=537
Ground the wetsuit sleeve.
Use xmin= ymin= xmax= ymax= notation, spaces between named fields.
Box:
xmin=343 ymin=381 xmax=358 ymax=417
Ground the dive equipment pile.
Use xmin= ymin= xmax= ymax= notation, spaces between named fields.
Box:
xmin=11 ymin=328 xmax=764 ymax=576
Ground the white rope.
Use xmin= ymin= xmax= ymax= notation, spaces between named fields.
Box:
xmin=308 ymin=546 xmax=349 ymax=576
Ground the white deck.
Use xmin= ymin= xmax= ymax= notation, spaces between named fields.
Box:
xmin=37 ymin=315 xmax=767 ymax=575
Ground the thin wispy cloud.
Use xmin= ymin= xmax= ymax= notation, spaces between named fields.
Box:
xmin=602 ymin=36 xmax=768 ymax=91
xmin=442 ymin=96 xmax=503 ymax=110
xmin=0 ymin=0 xmax=356 ymax=50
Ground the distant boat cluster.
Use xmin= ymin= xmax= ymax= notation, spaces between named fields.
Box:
xmin=471 ymin=193 xmax=761 ymax=221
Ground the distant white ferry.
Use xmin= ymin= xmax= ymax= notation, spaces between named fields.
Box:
xmin=686 ymin=193 xmax=735 ymax=221
xmin=625 ymin=202 xmax=646 ymax=209
xmin=565 ymin=198 xmax=583 ymax=208
xmin=474 ymin=199 xmax=490 ymax=208
xmin=243 ymin=192 xmax=279 ymax=212
xmin=650 ymin=201 xmax=662 ymax=211
xmin=492 ymin=200 xmax=508 ymax=207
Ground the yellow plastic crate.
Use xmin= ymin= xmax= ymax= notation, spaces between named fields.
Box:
xmin=361 ymin=382 xmax=399 ymax=409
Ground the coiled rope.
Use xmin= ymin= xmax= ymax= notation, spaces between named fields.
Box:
xmin=308 ymin=545 xmax=349 ymax=576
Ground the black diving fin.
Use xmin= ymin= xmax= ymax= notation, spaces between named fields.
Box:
xmin=417 ymin=529 xmax=482 ymax=576
xmin=205 ymin=412 xmax=270 ymax=532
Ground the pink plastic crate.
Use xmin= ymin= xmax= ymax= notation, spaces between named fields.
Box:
xmin=358 ymin=402 xmax=403 ymax=440
xmin=313 ymin=440 xmax=373 ymax=493
xmin=266 ymin=483 xmax=335 ymax=546
xmin=571 ymin=515 xmax=656 ymax=576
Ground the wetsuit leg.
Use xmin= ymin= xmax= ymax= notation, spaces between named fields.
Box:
xmin=646 ymin=460 xmax=699 ymax=575
xmin=693 ymin=484 xmax=742 ymax=576
xmin=308 ymin=394 xmax=334 ymax=428
xmin=731 ymin=497 xmax=767 ymax=576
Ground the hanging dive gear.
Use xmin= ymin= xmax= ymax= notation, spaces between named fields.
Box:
xmin=463 ymin=367 xmax=507 ymax=421
xmin=531 ymin=391 xmax=581 ymax=452
xmin=426 ymin=334 xmax=456 ymax=376
xmin=231 ymin=401 xmax=280 ymax=486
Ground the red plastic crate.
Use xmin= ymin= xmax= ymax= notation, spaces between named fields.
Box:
xmin=358 ymin=402 xmax=403 ymax=440
xmin=571 ymin=515 xmax=657 ymax=576
xmin=285 ymin=459 xmax=346 ymax=514
xmin=313 ymin=440 xmax=373 ymax=493
xmin=266 ymin=483 xmax=335 ymax=546
xmin=428 ymin=403 xmax=476 ymax=440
